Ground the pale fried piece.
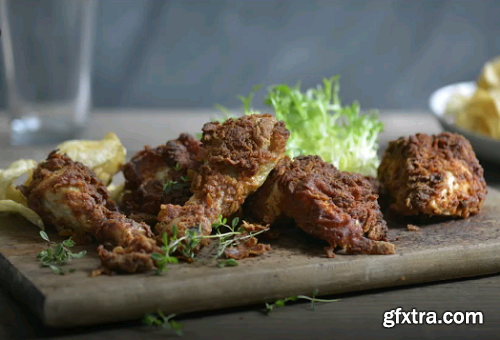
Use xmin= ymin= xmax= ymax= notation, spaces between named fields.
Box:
xmin=156 ymin=114 xmax=289 ymax=251
xmin=378 ymin=132 xmax=487 ymax=217
xmin=247 ymin=155 xmax=394 ymax=256
xmin=20 ymin=152 xmax=159 ymax=273
xmin=121 ymin=133 xmax=202 ymax=225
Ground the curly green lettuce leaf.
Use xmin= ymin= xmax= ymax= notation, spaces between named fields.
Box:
xmin=264 ymin=76 xmax=383 ymax=176
xmin=215 ymin=77 xmax=383 ymax=176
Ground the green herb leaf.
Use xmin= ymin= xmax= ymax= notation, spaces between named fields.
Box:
xmin=40 ymin=230 xmax=50 ymax=242
xmin=231 ymin=217 xmax=239 ymax=228
xmin=217 ymin=258 xmax=238 ymax=268
xmin=151 ymin=253 xmax=163 ymax=261
xmin=49 ymin=264 xmax=64 ymax=275
xmin=142 ymin=310 xmax=184 ymax=337
xmin=264 ymin=290 xmax=339 ymax=314
xmin=36 ymin=233 xmax=86 ymax=275
xmin=174 ymin=163 xmax=182 ymax=171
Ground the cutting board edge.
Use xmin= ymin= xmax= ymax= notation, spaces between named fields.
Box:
xmin=0 ymin=252 xmax=46 ymax=324
xmin=41 ymin=241 xmax=500 ymax=328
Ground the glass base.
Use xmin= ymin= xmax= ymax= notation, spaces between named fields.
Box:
xmin=11 ymin=128 xmax=84 ymax=146
xmin=10 ymin=117 xmax=84 ymax=145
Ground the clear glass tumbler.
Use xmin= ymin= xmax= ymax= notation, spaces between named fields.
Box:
xmin=0 ymin=0 xmax=97 ymax=145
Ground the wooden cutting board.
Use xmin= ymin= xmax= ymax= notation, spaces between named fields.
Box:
xmin=2 ymin=189 xmax=500 ymax=328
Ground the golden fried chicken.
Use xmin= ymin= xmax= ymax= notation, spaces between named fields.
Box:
xmin=20 ymin=151 xmax=159 ymax=273
xmin=246 ymin=155 xmax=395 ymax=256
xmin=156 ymin=114 xmax=289 ymax=250
xmin=121 ymin=133 xmax=202 ymax=225
xmin=378 ymin=132 xmax=487 ymax=217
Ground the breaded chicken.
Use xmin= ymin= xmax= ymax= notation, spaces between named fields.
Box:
xmin=378 ymin=132 xmax=487 ymax=217
xmin=246 ymin=155 xmax=394 ymax=256
xmin=121 ymin=133 xmax=202 ymax=225
xmin=156 ymin=114 xmax=289 ymax=251
xmin=20 ymin=152 xmax=159 ymax=273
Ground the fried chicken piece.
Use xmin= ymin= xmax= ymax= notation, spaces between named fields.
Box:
xmin=121 ymin=133 xmax=202 ymax=225
xmin=246 ymin=155 xmax=394 ymax=256
xmin=20 ymin=151 xmax=159 ymax=273
xmin=156 ymin=114 xmax=289 ymax=251
xmin=378 ymin=132 xmax=487 ymax=217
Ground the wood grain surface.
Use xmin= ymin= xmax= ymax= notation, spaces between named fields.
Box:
xmin=1 ymin=187 xmax=500 ymax=328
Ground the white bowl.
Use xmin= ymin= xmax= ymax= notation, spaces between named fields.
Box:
xmin=429 ymin=81 xmax=500 ymax=163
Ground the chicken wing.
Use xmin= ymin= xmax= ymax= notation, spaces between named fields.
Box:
xmin=156 ymin=114 xmax=289 ymax=250
xmin=246 ymin=155 xmax=394 ymax=256
xmin=20 ymin=151 xmax=159 ymax=273
xmin=121 ymin=133 xmax=202 ymax=225
xmin=378 ymin=132 xmax=487 ymax=217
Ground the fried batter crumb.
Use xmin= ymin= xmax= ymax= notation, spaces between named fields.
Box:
xmin=407 ymin=224 xmax=420 ymax=232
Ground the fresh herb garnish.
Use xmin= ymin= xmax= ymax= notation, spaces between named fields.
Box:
xmin=210 ymin=215 xmax=268 ymax=259
xmin=36 ymin=230 xmax=86 ymax=275
xmin=266 ymin=77 xmax=383 ymax=176
xmin=151 ymin=228 xmax=181 ymax=275
xmin=180 ymin=175 xmax=189 ymax=182
xmin=217 ymin=258 xmax=239 ymax=268
xmin=264 ymin=289 xmax=339 ymax=314
xmin=142 ymin=309 xmax=184 ymax=336
xmin=174 ymin=163 xmax=182 ymax=172
xmin=152 ymin=217 xmax=267 ymax=274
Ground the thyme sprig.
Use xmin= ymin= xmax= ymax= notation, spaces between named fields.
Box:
xmin=210 ymin=215 xmax=269 ymax=258
xmin=142 ymin=309 xmax=183 ymax=336
xmin=265 ymin=289 xmax=339 ymax=314
xmin=152 ymin=216 xmax=268 ymax=274
xmin=36 ymin=230 xmax=87 ymax=275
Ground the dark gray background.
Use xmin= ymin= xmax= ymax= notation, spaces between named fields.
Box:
xmin=1 ymin=0 xmax=499 ymax=111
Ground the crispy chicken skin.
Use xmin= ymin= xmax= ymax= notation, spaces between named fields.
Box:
xmin=246 ymin=155 xmax=394 ymax=256
xmin=121 ymin=133 xmax=202 ymax=225
xmin=378 ymin=132 xmax=487 ymax=217
xmin=20 ymin=151 xmax=158 ymax=273
xmin=156 ymin=114 xmax=289 ymax=250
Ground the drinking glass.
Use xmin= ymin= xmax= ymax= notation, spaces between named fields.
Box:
xmin=0 ymin=0 xmax=97 ymax=145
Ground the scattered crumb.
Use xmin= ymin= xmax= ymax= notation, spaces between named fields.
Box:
xmin=324 ymin=246 xmax=335 ymax=258
xmin=407 ymin=224 xmax=420 ymax=232
xmin=400 ymin=276 xmax=406 ymax=281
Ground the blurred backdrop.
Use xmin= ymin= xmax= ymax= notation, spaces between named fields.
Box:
xmin=1 ymin=0 xmax=499 ymax=111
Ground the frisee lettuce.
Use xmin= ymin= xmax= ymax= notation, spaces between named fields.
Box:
xmin=215 ymin=76 xmax=384 ymax=177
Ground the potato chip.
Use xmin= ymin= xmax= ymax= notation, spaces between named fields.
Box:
xmin=0 ymin=200 xmax=44 ymax=230
xmin=445 ymin=93 xmax=470 ymax=117
xmin=457 ymin=88 xmax=500 ymax=139
xmin=477 ymin=56 xmax=500 ymax=90
xmin=107 ymin=182 xmax=125 ymax=204
xmin=0 ymin=159 xmax=38 ymax=204
xmin=56 ymin=132 xmax=126 ymax=185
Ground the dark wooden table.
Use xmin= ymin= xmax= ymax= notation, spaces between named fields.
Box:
xmin=1 ymin=110 xmax=499 ymax=340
